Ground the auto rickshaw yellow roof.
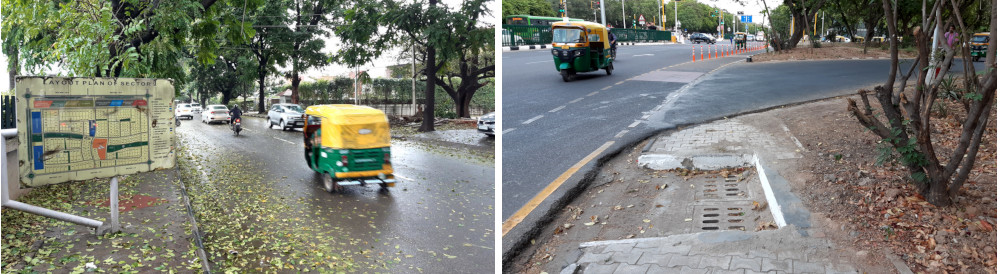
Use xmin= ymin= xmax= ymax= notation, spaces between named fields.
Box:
xmin=305 ymin=104 xmax=388 ymax=123
xmin=552 ymin=21 xmax=606 ymax=31
xmin=973 ymin=32 xmax=989 ymax=36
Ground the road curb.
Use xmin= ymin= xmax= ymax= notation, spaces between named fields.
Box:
xmin=174 ymin=152 xmax=212 ymax=274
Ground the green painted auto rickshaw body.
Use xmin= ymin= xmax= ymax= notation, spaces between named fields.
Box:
xmin=303 ymin=104 xmax=396 ymax=192
xmin=970 ymin=32 xmax=990 ymax=62
xmin=550 ymin=21 xmax=614 ymax=82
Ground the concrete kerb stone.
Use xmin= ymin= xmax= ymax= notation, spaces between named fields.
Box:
xmin=501 ymin=131 xmax=661 ymax=268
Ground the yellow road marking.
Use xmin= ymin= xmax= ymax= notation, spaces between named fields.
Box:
xmin=502 ymin=141 xmax=616 ymax=236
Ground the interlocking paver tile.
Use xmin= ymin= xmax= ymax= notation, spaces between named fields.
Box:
xmin=636 ymin=252 xmax=673 ymax=267
xmin=613 ymin=263 xmax=650 ymax=274
xmin=582 ymin=263 xmax=621 ymax=274
xmin=761 ymin=258 xmax=791 ymax=272
xmin=609 ymin=251 xmax=644 ymax=265
xmin=792 ymin=260 xmax=825 ymax=274
xmin=578 ymin=251 xmax=615 ymax=265
xmin=698 ymin=256 xmax=733 ymax=269
xmin=730 ymin=256 xmax=762 ymax=272
xmin=666 ymin=255 xmax=700 ymax=268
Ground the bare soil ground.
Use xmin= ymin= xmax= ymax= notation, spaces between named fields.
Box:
xmin=779 ymin=95 xmax=997 ymax=273
xmin=755 ymin=43 xmax=918 ymax=62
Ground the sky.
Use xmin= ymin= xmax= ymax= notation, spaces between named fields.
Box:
xmin=692 ymin=0 xmax=783 ymax=25
xmin=0 ymin=0 xmax=494 ymax=91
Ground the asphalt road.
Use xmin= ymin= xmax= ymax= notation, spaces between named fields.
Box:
xmin=501 ymin=45 xmax=987 ymax=220
xmin=176 ymin=114 xmax=494 ymax=272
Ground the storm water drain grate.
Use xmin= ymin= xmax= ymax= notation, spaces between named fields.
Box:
xmin=696 ymin=176 xmax=749 ymax=200
xmin=693 ymin=204 xmax=751 ymax=231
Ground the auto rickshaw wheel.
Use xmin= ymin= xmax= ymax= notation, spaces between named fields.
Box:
xmin=606 ymin=62 xmax=613 ymax=75
xmin=974 ymin=56 xmax=981 ymax=62
xmin=323 ymin=173 xmax=339 ymax=193
xmin=561 ymin=70 xmax=572 ymax=82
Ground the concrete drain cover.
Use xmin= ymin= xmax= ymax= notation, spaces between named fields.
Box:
xmin=693 ymin=204 xmax=753 ymax=231
xmin=696 ymin=175 xmax=749 ymax=200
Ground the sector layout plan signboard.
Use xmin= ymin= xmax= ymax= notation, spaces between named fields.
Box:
xmin=14 ymin=77 xmax=176 ymax=187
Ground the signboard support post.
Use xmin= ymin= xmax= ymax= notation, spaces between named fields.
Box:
xmin=2 ymin=128 xmax=110 ymax=234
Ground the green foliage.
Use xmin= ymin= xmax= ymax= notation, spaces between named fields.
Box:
xmin=472 ymin=80 xmax=496 ymax=113
xmin=2 ymin=0 xmax=264 ymax=94
xmin=503 ymin=0 xmax=557 ymax=17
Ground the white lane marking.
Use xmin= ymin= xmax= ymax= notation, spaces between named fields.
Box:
xmin=628 ymin=121 xmax=641 ymax=128
xmin=601 ymin=86 xmax=612 ymax=90
xmin=615 ymin=81 xmax=625 ymax=85
xmin=549 ymin=105 xmax=566 ymax=112
xmin=273 ymin=136 xmax=295 ymax=145
xmin=632 ymin=54 xmax=654 ymax=57
xmin=522 ymin=115 xmax=544 ymax=124
xmin=568 ymin=98 xmax=584 ymax=104
xmin=395 ymin=175 xmax=414 ymax=181
xmin=525 ymin=60 xmax=548 ymax=64
xmin=587 ymin=91 xmax=599 ymax=96
xmin=502 ymin=128 xmax=516 ymax=135
xmin=641 ymin=114 xmax=651 ymax=119
xmin=614 ymin=130 xmax=629 ymax=138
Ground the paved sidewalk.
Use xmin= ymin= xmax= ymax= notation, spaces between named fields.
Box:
xmin=1 ymin=167 xmax=202 ymax=272
xmin=570 ymin=228 xmax=859 ymax=274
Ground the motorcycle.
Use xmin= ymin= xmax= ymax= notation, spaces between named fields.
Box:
xmin=231 ymin=117 xmax=242 ymax=136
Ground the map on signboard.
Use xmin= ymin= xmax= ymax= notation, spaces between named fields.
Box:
xmin=15 ymin=77 xmax=176 ymax=187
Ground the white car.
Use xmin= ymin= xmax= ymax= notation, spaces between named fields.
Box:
xmin=190 ymin=103 xmax=203 ymax=114
xmin=201 ymin=105 xmax=231 ymax=124
xmin=175 ymin=103 xmax=194 ymax=120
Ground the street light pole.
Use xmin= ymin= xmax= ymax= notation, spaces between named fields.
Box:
xmin=674 ymin=0 xmax=677 ymax=33
xmin=622 ymin=0 xmax=625 ymax=28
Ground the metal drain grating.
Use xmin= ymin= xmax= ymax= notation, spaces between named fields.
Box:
xmin=693 ymin=205 xmax=750 ymax=231
xmin=695 ymin=176 xmax=749 ymax=200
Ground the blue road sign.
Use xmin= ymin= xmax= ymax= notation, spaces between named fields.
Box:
xmin=740 ymin=15 xmax=752 ymax=23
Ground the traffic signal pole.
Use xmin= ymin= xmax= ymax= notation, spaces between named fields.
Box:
xmin=600 ymin=0 xmax=606 ymax=26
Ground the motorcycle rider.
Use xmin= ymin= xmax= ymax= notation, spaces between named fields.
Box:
xmin=228 ymin=104 xmax=243 ymax=129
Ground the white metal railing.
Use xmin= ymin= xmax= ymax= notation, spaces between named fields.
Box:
xmin=2 ymin=128 xmax=119 ymax=234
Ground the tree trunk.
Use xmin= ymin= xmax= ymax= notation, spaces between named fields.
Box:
xmin=418 ymin=0 xmax=439 ymax=132
xmin=257 ymin=64 xmax=267 ymax=113
xmin=291 ymin=71 xmax=301 ymax=104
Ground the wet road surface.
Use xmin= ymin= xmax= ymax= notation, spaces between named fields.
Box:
xmin=176 ymin=114 xmax=494 ymax=272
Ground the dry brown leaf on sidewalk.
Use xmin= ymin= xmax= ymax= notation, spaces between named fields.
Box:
xmin=756 ymin=221 xmax=777 ymax=231
xmin=752 ymin=201 xmax=768 ymax=211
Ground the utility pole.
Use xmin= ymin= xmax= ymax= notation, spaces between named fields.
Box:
xmin=821 ymin=11 xmax=825 ymax=37
xmin=674 ymin=0 xmax=678 ymax=33
xmin=411 ymin=41 xmax=416 ymax=113
xmin=659 ymin=0 xmax=665 ymax=29
xmin=622 ymin=0 xmax=626 ymax=28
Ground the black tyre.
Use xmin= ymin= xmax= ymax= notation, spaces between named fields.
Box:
xmin=974 ymin=56 xmax=981 ymax=62
xmin=561 ymin=70 xmax=571 ymax=82
xmin=323 ymin=174 xmax=338 ymax=193
xmin=606 ymin=62 xmax=613 ymax=75
xmin=280 ymin=120 xmax=287 ymax=131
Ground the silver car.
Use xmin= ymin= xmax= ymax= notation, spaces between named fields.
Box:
xmin=267 ymin=103 xmax=306 ymax=131
xmin=477 ymin=112 xmax=495 ymax=136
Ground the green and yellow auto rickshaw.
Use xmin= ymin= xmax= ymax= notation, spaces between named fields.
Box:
xmin=971 ymin=32 xmax=990 ymax=62
xmin=303 ymin=105 xmax=396 ymax=193
xmin=550 ymin=21 xmax=614 ymax=82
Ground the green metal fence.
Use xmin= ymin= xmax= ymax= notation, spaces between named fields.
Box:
xmin=502 ymin=25 xmax=552 ymax=47
xmin=611 ymin=29 xmax=671 ymax=43
xmin=502 ymin=25 xmax=672 ymax=47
